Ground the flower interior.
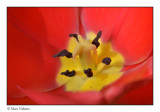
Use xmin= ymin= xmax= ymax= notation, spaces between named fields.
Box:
xmin=53 ymin=31 xmax=124 ymax=92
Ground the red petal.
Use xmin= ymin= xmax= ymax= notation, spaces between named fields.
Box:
xmin=114 ymin=80 xmax=153 ymax=104
xmin=8 ymin=13 xmax=60 ymax=98
xmin=81 ymin=8 xmax=129 ymax=41
xmin=8 ymin=97 xmax=36 ymax=105
xmin=38 ymin=8 xmax=79 ymax=49
xmin=8 ymin=7 xmax=79 ymax=50
xmin=101 ymin=56 xmax=153 ymax=104
xmin=112 ymin=7 xmax=153 ymax=65
xmin=8 ymin=7 xmax=79 ymax=98
xmin=17 ymin=86 xmax=102 ymax=105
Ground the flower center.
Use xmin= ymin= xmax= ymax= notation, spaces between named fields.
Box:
xmin=53 ymin=31 xmax=124 ymax=92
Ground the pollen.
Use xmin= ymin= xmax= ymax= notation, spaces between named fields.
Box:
xmin=54 ymin=31 xmax=124 ymax=92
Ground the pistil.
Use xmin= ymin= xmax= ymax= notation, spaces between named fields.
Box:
xmin=78 ymin=43 xmax=96 ymax=69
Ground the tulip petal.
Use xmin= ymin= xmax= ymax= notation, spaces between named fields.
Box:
xmin=8 ymin=7 xmax=79 ymax=50
xmin=38 ymin=8 xmax=79 ymax=49
xmin=8 ymin=17 xmax=59 ymax=98
xmin=81 ymin=8 xmax=129 ymax=41
xmin=102 ymin=56 xmax=152 ymax=104
xmin=17 ymin=86 xmax=102 ymax=105
xmin=8 ymin=7 xmax=79 ymax=98
xmin=114 ymin=80 xmax=153 ymax=104
xmin=8 ymin=97 xmax=36 ymax=105
xmin=112 ymin=8 xmax=153 ymax=65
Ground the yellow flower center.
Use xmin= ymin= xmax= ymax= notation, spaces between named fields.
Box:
xmin=55 ymin=31 xmax=124 ymax=92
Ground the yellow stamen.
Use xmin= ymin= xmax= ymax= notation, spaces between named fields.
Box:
xmin=56 ymin=32 xmax=124 ymax=92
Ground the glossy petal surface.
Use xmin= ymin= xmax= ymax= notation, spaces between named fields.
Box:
xmin=8 ymin=8 xmax=79 ymax=98
xmin=8 ymin=7 xmax=79 ymax=50
xmin=81 ymin=8 xmax=129 ymax=41
xmin=112 ymin=8 xmax=153 ymax=65
xmin=8 ymin=97 xmax=36 ymax=105
xmin=114 ymin=80 xmax=153 ymax=104
xmin=17 ymin=86 xmax=102 ymax=105
xmin=8 ymin=20 xmax=59 ymax=98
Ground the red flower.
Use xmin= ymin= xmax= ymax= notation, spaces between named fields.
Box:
xmin=8 ymin=7 xmax=153 ymax=105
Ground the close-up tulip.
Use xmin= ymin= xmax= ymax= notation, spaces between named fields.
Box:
xmin=7 ymin=7 xmax=153 ymax=105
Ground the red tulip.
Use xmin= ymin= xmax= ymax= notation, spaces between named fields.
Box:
xmin=7 ymin=7 xmax=153 ymax=105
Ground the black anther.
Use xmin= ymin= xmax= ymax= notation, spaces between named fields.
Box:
xmin=92 ymin=31 xmax=102 ymax=48
xmin=84 ymin=68 xmax=93 ymax=77
xmin=69 ymin=33 xmax=79 ymax=42
xmin=61 ymin=70 xmax=76 ymax=77
xmin=53 ymin=49 xmax=72 ymax=58
xmin=102 ymin=57 xmax=111 ymax=65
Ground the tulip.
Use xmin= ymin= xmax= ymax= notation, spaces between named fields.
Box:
xmin=8 ymin=7 xmax=153 ymax=105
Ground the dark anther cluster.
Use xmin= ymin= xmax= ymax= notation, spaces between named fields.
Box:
xmin=61 ymin=70 xmax=76 ymax=77
xmin=69 ymin=33 xmax=79 ymax=42
xmin=53 ymin=49 xmax=72 ymax=58
xmin=102 ymin=57 xmax=111 ymax=65
xmin=84 ymin=68 xmax=93 ymax=77
xmin=92 ymin=30 xmax=102 ymax=48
